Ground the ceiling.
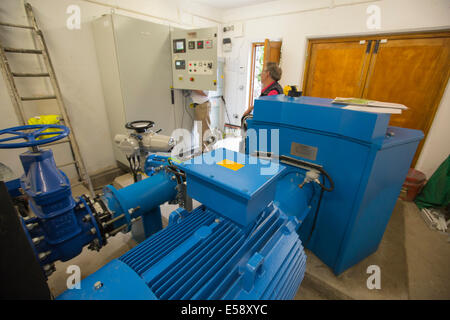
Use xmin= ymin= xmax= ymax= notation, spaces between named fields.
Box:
xmin=191 ymin=0 xmax=274 ymax=10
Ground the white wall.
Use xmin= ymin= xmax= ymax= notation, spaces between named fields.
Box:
xmin=1 ymin=0 xmax=448 ymax=180
xmin=219 ymin=0 xmax=450 ymax=178
xmin=0 ymin=0 xmax=220 ymax=180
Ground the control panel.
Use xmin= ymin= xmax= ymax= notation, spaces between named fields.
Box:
xmin=171 ymin=27 xmax=218 ymax=90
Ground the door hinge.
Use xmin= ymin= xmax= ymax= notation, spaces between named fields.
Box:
xmin=366 ymin=40 xmax=373 ymax=53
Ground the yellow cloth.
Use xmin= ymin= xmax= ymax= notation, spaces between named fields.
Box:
xmin=27 ymin=115 xmax=61 ymax=140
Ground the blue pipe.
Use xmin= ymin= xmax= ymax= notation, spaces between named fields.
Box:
xmin=102 ymin=170 xmax=177 ymax=237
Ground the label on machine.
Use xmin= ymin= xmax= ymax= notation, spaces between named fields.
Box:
xmin=290 ymin=142 xmax=318 ymax=161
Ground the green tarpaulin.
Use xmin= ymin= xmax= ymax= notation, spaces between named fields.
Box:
xmin=415 ymin=155 xmax=450 ymax=209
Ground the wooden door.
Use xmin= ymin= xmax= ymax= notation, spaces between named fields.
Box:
xmin=263 ymin=39 xmax=282 ymax=65
xmin=304 ymin=39 xmax=372 ymax=98
xmin=303 ymin=32 xmax=450 ymax=167
xmin=362 ymin=36 xmax=450 ymax=165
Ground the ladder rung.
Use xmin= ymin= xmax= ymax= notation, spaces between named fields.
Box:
xmin=41 ymin=138 xmax=70 ymax=147
xmin=4 ymin=47 xmax=42 ymax=54
xmin=12 ymin=72 xmax=49 ymax=77
xmin=21 ymin=95 xmax=56 ymax=101
xmin=0 ymin=22 xmax=34 ymax=30
xmin=58 ymin=161 xmax=77 ymax=168
xmin=71 ymin=181 xmax=84 ymax=188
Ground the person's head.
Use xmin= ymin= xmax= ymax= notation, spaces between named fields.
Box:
xmin=261 ymin=62 xmax=282 ymax=84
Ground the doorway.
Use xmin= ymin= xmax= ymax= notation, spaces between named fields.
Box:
xmin=248 ymin=39 xmax=283 ymax=110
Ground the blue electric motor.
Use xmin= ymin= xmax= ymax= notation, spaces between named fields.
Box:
xmin=58 ymin=148 xmax=316 ymax=299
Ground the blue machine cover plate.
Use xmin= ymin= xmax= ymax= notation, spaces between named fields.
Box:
xmin=178 ymin=148 xmax=286 ymax=200
xmin=253 ymin=96 xmax=392 ymax=144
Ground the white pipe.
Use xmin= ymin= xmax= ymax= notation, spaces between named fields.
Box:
xmin=224 ymin=0 xmax=382 ymax=24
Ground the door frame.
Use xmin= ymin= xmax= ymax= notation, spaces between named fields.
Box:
xmin=248 ymin=42 xmax=265 ymax=110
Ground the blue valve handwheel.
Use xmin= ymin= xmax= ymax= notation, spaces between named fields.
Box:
xmin=0 ymin=124 xmax=69 ymax=149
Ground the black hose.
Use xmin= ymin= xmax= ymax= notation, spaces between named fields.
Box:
xmin=166 ymin=165 xmax=186 ymax=184
xmin=315 ymin=166 xmax=334 ymax=192
xmin=277 ymin=154 xmax=335 ymax=192
xmin=166 ymin=167 xmax=181 ymax=184
xmin=306 ymin=175 xmax=325 ymax=245
xmin=127 ymin=156 xmax=138 ymax=183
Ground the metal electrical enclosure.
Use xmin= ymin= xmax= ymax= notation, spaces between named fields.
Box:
xmin=92 ymin=14 xmax=189 ymax=166
xmin=171 ymin=27 xmax=218 ymax=91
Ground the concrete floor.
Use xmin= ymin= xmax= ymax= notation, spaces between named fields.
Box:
xmin=295 ymin=200 xmax=450 ymax=300
xmin=50 ymin=183 xmax=450 ymax=299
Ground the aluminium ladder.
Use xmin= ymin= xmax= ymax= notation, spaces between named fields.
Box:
xmin=0 ymin=2 xmax=94 ymax=196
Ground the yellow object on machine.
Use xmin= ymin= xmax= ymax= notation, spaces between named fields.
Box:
xmin=283 ymin=85 xmax=302 ymax=97
xmin=27 ymin=115 xmax=61 ymax=140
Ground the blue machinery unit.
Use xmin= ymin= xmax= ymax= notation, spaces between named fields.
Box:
xmin=246 ymin=96 xmax=424 ymax=274
xmin=59 ymin=149 xmax=308 ymax=299
xmin=1 ymin=96 xmax=423 ymax=300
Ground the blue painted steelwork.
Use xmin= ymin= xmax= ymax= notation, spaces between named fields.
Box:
xmin=58 ymin=149 xmax=311 ymax=300
xmin=246 ymin=95 xmax=423 ymax=274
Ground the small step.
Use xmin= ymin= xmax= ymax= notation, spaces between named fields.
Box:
xmin=4 ymin=47 xmax=42 ymax=54
xmin=12 ymin=72 xmax=49 ymax=77
xmin=21 ymin=95 xmax=56 ymax=101
xmin=0 ymin=22 xmax=34 ymax=30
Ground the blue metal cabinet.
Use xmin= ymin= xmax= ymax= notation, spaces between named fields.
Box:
xmin=247 ymin=96 xmax=423 ymax=274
